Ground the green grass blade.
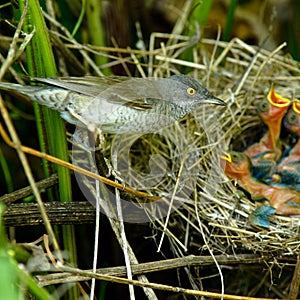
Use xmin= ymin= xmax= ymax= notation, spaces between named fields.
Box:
xmin=179 ymin=0 xmax=214 ymax=73
xmin=86 ymin=0 xmax=109 ymax=74
xmin=223 ymin=0 xmax=238 ymax=41
xmin=191 ymin=0 xmax=214 ymax=25
xmin=17 ymin=0 xmax=77 ymax=298
xmin=0 ymin=147 xmax=13 ymax=193
xmin=0 ymin=203 xmax=54 ymax=299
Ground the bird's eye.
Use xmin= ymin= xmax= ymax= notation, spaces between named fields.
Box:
xmin=231 ymin=153 xmax=239 ymax=162
xmin=186 ymin=87 xmax=196 ymax=96
xmin=258 ymin=100 xmax=268 ymax=112
xmin=287 ymin=111 xmax=297 ymax=124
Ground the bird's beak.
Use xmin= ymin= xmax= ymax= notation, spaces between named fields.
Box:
xmin=206 ymin=96 xmax=226 ymax=106
xmin=268 ymin=85 xmax=291 ymax=108
xmin=292 ymin=101 xmax=300 ymax=114
xmin=221 ymin=152 xmax=232 ymax=162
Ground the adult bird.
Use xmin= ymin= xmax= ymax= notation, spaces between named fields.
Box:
xmin=0 ymin=75 xmax=225 ymax=135
xmin=221 ymin=151 xmax=300 ymax=216
xmin=276 ymin=101 xmax=300 ymax=190
xmin=243 ymin=85 xmax=291 ymax=179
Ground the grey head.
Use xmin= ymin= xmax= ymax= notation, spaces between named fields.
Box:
xmin=156 ymin=74 xmax=225 ymax=112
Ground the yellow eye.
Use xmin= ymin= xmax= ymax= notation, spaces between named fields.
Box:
xmin=186 ymin=87 xmax=196 ymax=96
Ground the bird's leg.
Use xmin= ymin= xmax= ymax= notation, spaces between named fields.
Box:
xmin=67 ymin=108 xmax=126 ymax=187
xmin=93 ymin=129 xmax=126 ymax=189
xmin=68 ymin=108 xmax=98 ymax=133
xmin=91 ymin=130 xmax=110 ymax=178
xmin=93 ymin=128 xmax=106 ymax=151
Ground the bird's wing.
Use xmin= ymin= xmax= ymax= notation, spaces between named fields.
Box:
xmin=33 ymin=76 xmax=163 ymax=110
xmin=33 ymin=76 xmax=127 ymax=97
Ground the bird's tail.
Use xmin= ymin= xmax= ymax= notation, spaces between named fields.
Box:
xmin=0 ymin=82 xmax=70 ymax=111
xmin=0 ymin=82 xmax=47 ymax=103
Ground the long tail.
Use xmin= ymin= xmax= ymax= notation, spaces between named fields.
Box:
xmin=0 ymin=82 xmax=69 ymax=110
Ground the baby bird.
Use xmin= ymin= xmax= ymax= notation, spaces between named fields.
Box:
xmin=243 ymin=86 xmax=291 ymax=179
xmin=276 ymin=101 xmax=300 ymax=189
xmin=221 ymin=151 xmax=300 ymax=216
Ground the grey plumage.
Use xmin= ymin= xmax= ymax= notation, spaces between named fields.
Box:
xmin=0 ymin=75 xmax=225 ymax=134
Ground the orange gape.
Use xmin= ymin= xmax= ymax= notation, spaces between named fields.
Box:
xmin=243 ymin=86 xmax=291 ymax=164
xmin=221 ymin=151 xmax=300 ymax=216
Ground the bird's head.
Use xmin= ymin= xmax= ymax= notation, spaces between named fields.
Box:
xmin=162 ymin=74 xmax=226 ymax=111
xmin=258 ymin=85 xmax=291 ymax=126
xmin=284 ymin=101 xmax=300 ymax=136
xmin=220 ymin=151 xmax=252 ymax=180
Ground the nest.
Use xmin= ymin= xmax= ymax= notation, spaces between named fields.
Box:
xmin=165 ymin=38 xmax=300 ymax=256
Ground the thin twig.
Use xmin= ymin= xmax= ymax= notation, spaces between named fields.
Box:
xmin=54 ymin=263 xmax=274 ymax=300
xmin=0 ymin=123 xmax=159 ymax=201
xmin=0 ymin=174 xmax=58 ymax=203
xmin=0 ymin=3 xmax=35 ymax=80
